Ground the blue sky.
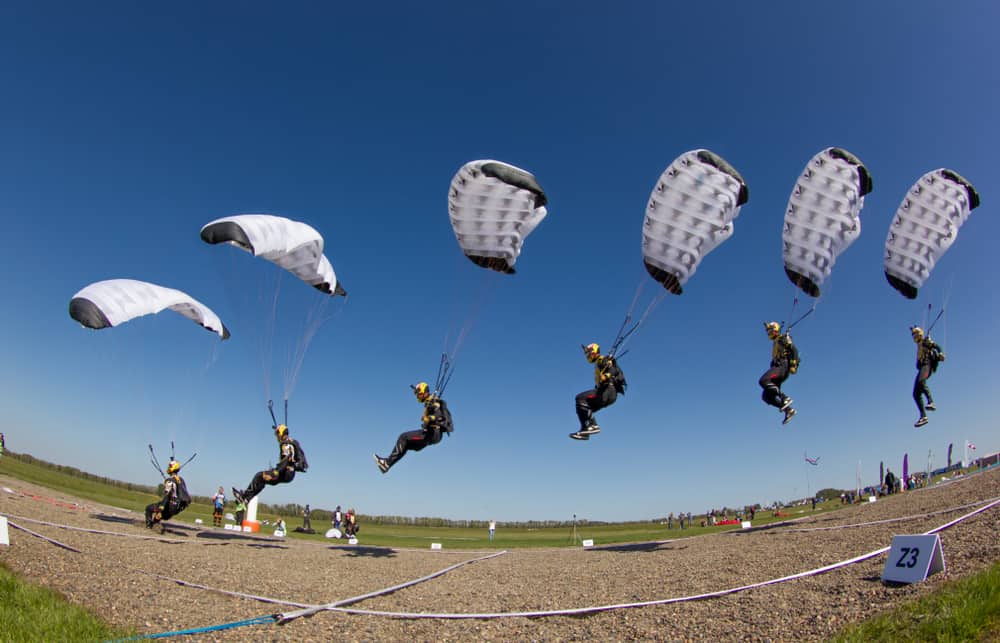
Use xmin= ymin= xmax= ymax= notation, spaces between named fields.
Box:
xmin=1 ymin=2 xmax=996 ymax=522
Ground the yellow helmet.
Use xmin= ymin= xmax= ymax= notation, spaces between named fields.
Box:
xmin=910 ymin=326 xmax=924 ymax=343
xmin=275 ymin=424 xmax=288 ymax=438
xmin=413 ymin=382 xmax=430 ymax=402
xmin=583 ymin=343 xmax=601 ymax=363
xmin=166 ymin=460 xmax=180 ymax=475
xmin=765 ymin=321 xmax=781 ymax=339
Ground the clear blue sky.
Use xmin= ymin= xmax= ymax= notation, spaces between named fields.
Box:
xmin=2 ymin=2 xmax=996 ymax=521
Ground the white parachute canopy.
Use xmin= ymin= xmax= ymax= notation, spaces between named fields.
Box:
xmin=448 ymin=160 xmax=548 ymax=274
xmin=69 ymin=279 xmax=230 ymax=339
xmin=200 ymin=214 xmax=345 ymax=296
xmin=782 ymin=147 xmax=873 ymax=297
xmin=883 ymin=169 xmax=981 ymax=299
xmin=641 ymin=149 xmax=749 ymax=294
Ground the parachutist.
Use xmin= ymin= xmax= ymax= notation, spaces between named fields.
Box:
xmin=910 ymin=326 xmax=945 ymax=428
xmin=759 ymin=322 xmax=798 ymax=425
xmin=233 ymin=423 xmax=308 ymax=504
xmin=374 ymin=382 xmax=453 ymax=473
xmin=570 ymin=343 xmax=626 ymax=441
xmin=145 ymin=459 xmax=191 ymax=530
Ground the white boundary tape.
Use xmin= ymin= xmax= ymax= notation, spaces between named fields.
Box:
xmin=276 ymin=551 xmax=508 ymax=623
xmin=783 ymin=497 xmax=999 ymax=533
xmin=280 ymin=497 xmax=1000 ymax=622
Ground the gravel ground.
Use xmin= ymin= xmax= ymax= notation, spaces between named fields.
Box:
xmin=1 ymin=469 xmax=998 ymax=642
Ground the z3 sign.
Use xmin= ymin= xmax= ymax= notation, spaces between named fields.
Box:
xmin=881 ymin=534 xmax=946 ymax=584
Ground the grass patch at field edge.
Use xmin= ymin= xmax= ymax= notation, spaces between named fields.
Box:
xmin=833 ymin=561 xmax=1000 ymax=642
xmin=0 ymin=560 xmax=134 ymax=641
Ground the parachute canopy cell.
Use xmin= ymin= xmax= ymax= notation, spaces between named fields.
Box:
xmin=447 ymin=160 xmax=548 ymax=274
xmin=641 ymin=149 xmax=749 ymax=295
xmin=69 ymin=279 xmax=230 ymax=339
xmin=200 ymin=214 xmax=345 ymax=296
xmin=782 ymin=147 xmax=873 ymax=298
xmin=883 ymin=169 xmax=981 ymax=299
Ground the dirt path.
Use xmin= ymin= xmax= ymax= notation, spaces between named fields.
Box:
xmin=1 ymin=469 xmax=998 ymax=641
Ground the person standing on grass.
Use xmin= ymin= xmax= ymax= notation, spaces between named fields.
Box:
xmin=211 ymin=486 xmax=226 ymax=527
xmin=489 ymin=519 xmax=496 ymax=542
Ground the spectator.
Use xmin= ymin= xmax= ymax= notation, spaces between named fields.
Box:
xmin=234 ymin=497 xmax=246 ymax=528
xmin=211 ymin=486 xmax=226 ymax=528
xmin=302 ymin=504 xmax=312 ymax=531
xmin=489 ymin=519 xmax=496 ymax=542
xmin=333 ymin=505 xmax=343 ymax=530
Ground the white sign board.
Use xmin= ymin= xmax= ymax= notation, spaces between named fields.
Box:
xmin=581 ymin=539 xmax=594 ymax=548
xmin=194 ymin=518 xmax=203 ymax=524
xmin=223 ymin=524 xmax=232 ymax=531
xmin=0 ymin=516 xmax=8 ymax=546
xmin=868 ymin=496 xmax=877 ymax=503
xmin=882 ymin=534 xmax=946 ymax=584
xmin=430 ymin=542 xmax=442 ymax=550
xmin=348 ymin=537 xmax=358 ymax=545
xmin=741 ymin=521 xmax=752 ymax=529
xmin=273 ymin=529 xmax=285 ymax=538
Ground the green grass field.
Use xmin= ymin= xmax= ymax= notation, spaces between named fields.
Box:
xmin=0 ymin=561 xmax=134 ymax=641
xmin=0 ymin=451 xmax=817 ymax=548
xmin=833 ymin=561 xmax=1000 ymax=642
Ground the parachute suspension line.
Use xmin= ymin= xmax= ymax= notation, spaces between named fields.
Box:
xmin=266 ymin=398 xmax=288 ymax=429
xmin=608 ymin=281 xmax=666 ymax=359
xmin=786 ymin=301 xmax=817 ymax=332
xmin=926 ymin=307 xmax=945 ymax=336
xmin=283 ymin=295 xmax=335 ymax=401
xmin=436 ymin=269 xmax=499 ymax=398
xmin=256 ymin=271 xmax=283 ymax=403
xmin=434 ymin=352 xmax=455 ymax=397
xmin=785 ymin=293 xmax=799 ymax=330
xmin=148 ymin=444 xmax=165 ymax=478
xmin=148 ymin=444 xmax=197 ymax=475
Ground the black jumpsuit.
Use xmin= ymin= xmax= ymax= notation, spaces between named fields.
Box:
xmin=383 ymin=397 xmax=453 ymax=469
xmin=145 ymin=474 xmax=190 ymax=528
xmin=759 ymin=334 xmax=798 ymax=409
xmin=575 ymin=355 xmax=622 ymax=430
xmin=913 ymin=338 xmax=942 ymax=417
xmin=241 ymin=437 xmax=298 ymax=502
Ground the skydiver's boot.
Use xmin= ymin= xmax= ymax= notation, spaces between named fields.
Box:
xmin=782 ymin=407 xmax=797 ymax=425
xmin=569 ymin=431 xmax=590 ymax=440
xmin=914 ymin=416 xmax=929 ymax=428
xmin=578 ymin=420 xmax=601 ymax=436
xmin=373 ymin=454 xmax=390 ymax=473
xmin=779 ymin=397 xmax=794 ymax=412
xmin=925 ymin=401 xmax=936 ymax=412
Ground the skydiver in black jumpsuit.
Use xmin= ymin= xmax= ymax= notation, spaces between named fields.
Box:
xmin=374 ymin=382 xmax=453 ymax=473
xmin=759 ymin=321 xmax=798 ymax=425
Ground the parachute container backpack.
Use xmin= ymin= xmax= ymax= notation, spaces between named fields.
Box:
xmin=69 ymin=279 xmax=231 ymax=340
xmin=782 ymin=147 xmax=872 ymax=298
xmin=641 ymin=149 xmax=749 ymax=295
xmin=883 ymin=169 xmax=981 ymax=299
xmin=447 ymin=160 xmax=548 ymax=274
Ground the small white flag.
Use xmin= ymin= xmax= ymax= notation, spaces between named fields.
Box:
xmin=968 ymin=442 xmax=976 ymax=451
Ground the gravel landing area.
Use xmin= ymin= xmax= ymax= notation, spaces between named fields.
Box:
xmin=1 ymin=469 xmax=998 ymax=642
